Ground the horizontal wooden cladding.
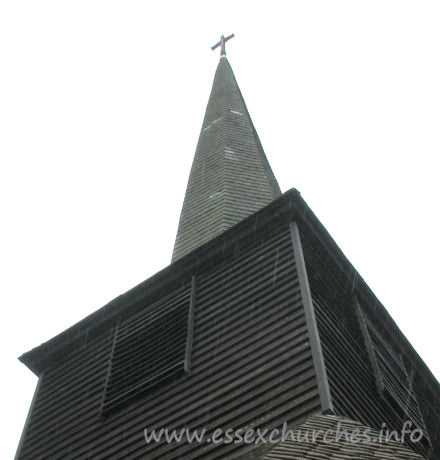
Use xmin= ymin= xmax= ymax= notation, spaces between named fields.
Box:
xmin=21 ymin=329 xmax=313 ymax=459
xmin=145 ymin=387 xmax=320 ymax=460
xmin=123 ymin=364 xmax=318 ymax=459
xmin=19 ymin=223 xmax=321 ymax=459
xmin=22 ymin=311 xmax=310 ymax=459
xmin=300 ymin=228 xmax=431 ymax=458
xmin=192 ymin=292 xmax=304 ymax=366
xmin=23 ymin=330 xmax=114 ymax=445
xmin=196 ymin=229 xmax=290 ymax=291
xmin=263 ymin=414 xmax=425 ymax=460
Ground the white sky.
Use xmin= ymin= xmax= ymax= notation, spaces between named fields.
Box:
xmin=1 ymin=1 xmax=439 ymax=457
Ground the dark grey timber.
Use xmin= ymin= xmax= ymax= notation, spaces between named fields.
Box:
xmin=184 ymin=275 xmax=196 ymax=373
xmin=17 ymin=192 xmax=440 ymax=458
xmin=16 ymin=222 xmax=321 ymax=460
xmin=289 ymin=221 xmax=333 ymax=413
xmin=14 ymin=374 xmax=44 ymax=460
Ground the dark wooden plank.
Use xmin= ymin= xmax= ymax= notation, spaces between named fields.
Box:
xmin=185 ymin=275 xmax=196 ymax=373
xmin=289 ymin=221 xmax=333 ymax=413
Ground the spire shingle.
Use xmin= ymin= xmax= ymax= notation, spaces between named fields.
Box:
xmin=172 ymin=57 xmax=281 ymax=262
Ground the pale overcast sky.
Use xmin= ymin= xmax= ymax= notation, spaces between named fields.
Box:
xmin=1 ymin=1 xmax=439 ymax=457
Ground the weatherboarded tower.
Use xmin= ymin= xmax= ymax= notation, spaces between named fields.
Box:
xmin=16 ymin=38 xmax=439 ymax=459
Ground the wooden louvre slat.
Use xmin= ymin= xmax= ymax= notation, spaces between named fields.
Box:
xmin=362 ymin=315 xmax=429 ymax=437
xmin=102 ymin=284 xmax=192 ymax=415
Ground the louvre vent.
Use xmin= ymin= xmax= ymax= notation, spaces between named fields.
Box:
xmin=102 ymin=283 xmax=193 ymax=415
xmin=357 ymin=303 xmax=428 ymax=439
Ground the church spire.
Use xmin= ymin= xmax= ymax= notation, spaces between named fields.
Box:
xmin=172 ymin=40 xmax=281 ymax=262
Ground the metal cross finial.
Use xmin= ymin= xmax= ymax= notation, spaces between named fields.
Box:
xmin=211 ymin=34 xmax=235 ymax=57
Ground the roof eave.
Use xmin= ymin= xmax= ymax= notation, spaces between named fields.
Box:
xmin=19 ymin=189 xmax=301 ymax=375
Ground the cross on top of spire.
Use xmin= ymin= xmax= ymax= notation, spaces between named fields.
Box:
xmin=211 ymin=34 xmax=235 ymax=57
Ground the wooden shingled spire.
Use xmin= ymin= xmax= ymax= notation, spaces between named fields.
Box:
xmin=172 ymin=41 xmax=281 ymax=261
